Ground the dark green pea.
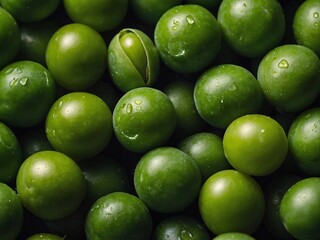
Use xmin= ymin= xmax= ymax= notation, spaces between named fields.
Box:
xmin=262 ymin=174 xmax=301 ymax=239
xmin=178 ymin=132 xmax=232 ymax=182
xmin=17 ymin=20 xmax=60 ymax=66
xmin=108 ymin=28 xmax=160 ymax=92
xmin=293 ymin=0 xmax=320 ymax=56
xmin=153 ymin=215 xmax=211 ymax=240
xmin=162 ymin=79 xmax=207 ymax=140
xmin=131 ymin=0 xmax=183 ymax=26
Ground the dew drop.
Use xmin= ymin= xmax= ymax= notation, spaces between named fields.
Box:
xmin=174 ymin=49 xmax=185 ymax=57
xmin=126 ymin=103 xmax=133 ymax=113
xmin=278 ymin=59 xmax=289 ymax=69
xmin=172 ymin=19 xmax=180 ymax=30
xmin=179 ymin=230 xmax=193 ymax=240
xmin=314 ymin=21 xmax=320 ymax=28
xmin=4 ymin=68 xmax=14 ymax=74
xmin=314 ymin=12 xmax=319 ymax=18
xmin=13 ymin=67 xmax=22 ymax=74
xmin=220 ymin=98 xmax=224 ymax=104
xmin=228 ymin=83 xmax=237 ymax=91
xmin=19 ymin=77 xmax=28 ymax=85
xmin=9 ymin=77 xmax=19 ymax=87
xmin=186 ymin=15 xmax=195 ymax=24
xmin=134 ymin=99 xmax=142 ymax=105
xmin=304 ymin=113 xmax=311 ymax=119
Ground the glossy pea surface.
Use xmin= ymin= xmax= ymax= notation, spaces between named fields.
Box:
xmin=108 ymin=29 xmax=159 ymax=92
xmin=257 ymin=44 xmax=320 ymax=112
xmin=154 ymin=4 xmax=221 ymax=73
xmin=113 ymin=87 xmax=176 ymax=153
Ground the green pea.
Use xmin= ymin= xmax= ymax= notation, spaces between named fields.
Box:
xmin=108 ymin=28 xmax=160 ymax=92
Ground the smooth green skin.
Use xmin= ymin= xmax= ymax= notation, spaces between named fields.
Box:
xmin=134 ymin=147 xmax=202 ymax=213
xmin=154 ymin=4 xmax=221 ymax=73
xmin=0 ymin=183 xmax=23 ymax=240
xmin=0 ymin=0 xmax=60 ymax=22
xmin=108 ymin=28 xmax=160 ymax=92
xmin=0 ymin=7 xmax=20 ymax=69
xmin=198 ymin=170 xmax=265 ymax=235
xmin=26 ymin=233 xmax=65 ymax=240
xmin=213 ymin=232 xmax=255 ymax=240
xmin=79 ymin=153 xmax=131 ymax=206
xmin=131 ymin=0 xmax=183 ymax=26
xmin=63 ymin=0 xmax=128 ymax=32
xmin=0 ymin=60 xmax=56 ymax=128
xmin=280 ymin=177 xmax=320 ymax=240
xmin=153 ymin=215 xmax=211 ymax=240
xmin=288 ymin=107 xmax=320 ymax=175
xmin=162 ymin=79 xmax=207 ymax=140
xmin=120 ymin=32 xmax=147 ymax=79
xmin=46 ymin=92 xmax=113 ymax=161
xmin=18 ymin=126 xmax=53 ymax=159
xmin=16 ymin=150 xmax=86 ymax=220
xmin=293 ymin=0 xmax=320 ymax=56
xmin=194 ymin=64 xmax=262 ymax=129
xmin=217 ymin=0 xmax=285 ymax=58
xmin=113 ymin=87 xmax=176 ymax=153
xmin=262 ymin=174 xmax=301 ymax=239
xmin=178 ymin=132 xmax=231 ymax=182
xmin=18 ymin=20 xmax=59 ymax=66
xmin=223 ymin=114 xmax=288 ymax=176
xmin=0 ymin=122 xmax=22 ymax=183
xmin=185 ymin=0 xmax=222 ymax=10
xmin=85 ymin=192 xmax=153 ymax=240
xmin=257 ymin=44 xmax=320 ymax=112
xmin=46 ymin=23 xmax=108 ymax=91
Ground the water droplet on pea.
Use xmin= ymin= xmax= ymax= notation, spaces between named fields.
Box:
xmin=126 ymin=103 xmax=133 ymax=113
xmin=172 ymin=19 xmax=180 ymax=30
xmin=134 ymin=99 xmax=142 ymax=105
xmin=314 ymin=12 xmax=319 ymax=18
xmin=278 ymin=59 xmax=289 ymax=69
xmin=9 ymin=77 xmax=19 ymax=87
xmin=179 ymin=230 xmax=193 ymax=240
xmin=19 ymin=77 xmax=28 ymax=85
xmin=228 ymin=83 xmax=237 ymax=91
xmin=314 ymin=21 xmax=320 ymax=28
xmin=186 ymin=15 xmax=195 ymax=24
xmin=13 ymin=67 xmax=22 ymax=74
xmin=304 ymin=113 xmax=311 ymax=119
xmin=4 ymin=68 xmax=14 ymax=74
xmin=174 ymin=49 xmax=185 ymax=57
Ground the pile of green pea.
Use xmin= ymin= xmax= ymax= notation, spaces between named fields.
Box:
xmin=0 ymin=0 xmax=320 ymax=239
